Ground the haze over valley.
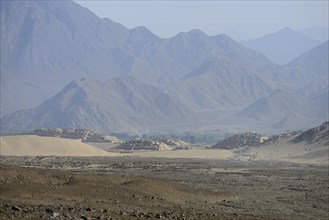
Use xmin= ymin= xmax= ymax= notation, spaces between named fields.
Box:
xmin=0 ymin=1 xmax=328 ymax=219
xmin=1 ymin=0 xmax=328 ymax=136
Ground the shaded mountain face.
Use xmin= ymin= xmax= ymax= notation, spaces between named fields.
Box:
xmin=164 ymin=31 xmax=272 ymax=75
xmin=1 ymin=59 xmax=274 ymax=135
xmin=1 ymin=0 xmax=129 ymax=115
xmin=236 ymin=90 xmax=300 ymax=124
xmin=0 ymin=77 xmax=189 ymax=134
xmin=259 ymin=41 xmax=329 ymax=94
xmin=242 ymin=27 xmax=322 ymax=65
xmin=228 ymin=42 xmax=329 ymax=132
xmin=297 ymin=87 xmax=329 ymax=121
xmin=289 ymin=121 xmax=329 ymax=145
xmin=235 ymin=86 xmax=328 ymax=131
xmin=164 ymin=58 xmax=273 ymax=111
xmin=287 ymin=41 xmax=328 ymax=78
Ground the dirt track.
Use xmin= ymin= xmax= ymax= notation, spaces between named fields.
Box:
xmin=1 ymin=156 xmax=328 ymax=219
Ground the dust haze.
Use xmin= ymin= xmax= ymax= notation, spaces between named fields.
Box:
xmin=0 ymin=1 xmax=328 ymax=219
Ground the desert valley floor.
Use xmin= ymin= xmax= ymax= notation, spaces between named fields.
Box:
xmin=1 ymin=1 xmax=328 ymax=219
xmin=1 ymin=123 xmax=328 ymax=220
xmin=0 ymin=155 xmax=328 ymax=220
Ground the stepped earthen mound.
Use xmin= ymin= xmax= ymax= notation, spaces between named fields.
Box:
xmin=211 ymin=132 xmax=268 ymax=150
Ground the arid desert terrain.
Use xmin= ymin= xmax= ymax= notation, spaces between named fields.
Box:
xmin=0 ymin=156 xmax=328 ymax=220
xmin=1 ymin=1 xmax=328 ymax=219
xmin=1 ymin=123 xmax=328 ymax=219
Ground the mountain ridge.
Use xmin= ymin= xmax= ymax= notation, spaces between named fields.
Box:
xmin=1 ymin=0 xmax=276 ymax=116
xmin=1 ymin=77 xmax=190 ymax=134
xmin=242 ymin=27 xmax=322 ymax=65
xmin=1 ymin=0 xmax=328 ymax=135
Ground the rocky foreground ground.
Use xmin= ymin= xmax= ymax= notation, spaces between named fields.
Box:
xmin=1 ymin=156 xmax=328 ymax=220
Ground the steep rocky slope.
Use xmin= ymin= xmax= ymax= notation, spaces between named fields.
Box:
xmin=1 ymin=77 xmax=189 ymax=134
xmin=211 ymin=132 xmax=268 ymax=150
xmin=289 ymin=121 xmax=329 ymax=145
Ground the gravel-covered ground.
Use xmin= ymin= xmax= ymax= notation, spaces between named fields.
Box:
xmin=1 ymin=156 xmax=328 ymax=219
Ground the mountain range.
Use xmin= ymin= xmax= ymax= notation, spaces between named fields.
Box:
xmin=1 ymin=0 xmax=328 ymax=135
xmin=242 ymin=27 xmax=323 ymax=65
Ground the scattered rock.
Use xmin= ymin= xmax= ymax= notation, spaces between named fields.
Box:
xmin=11 ymin=205 xmax=22 ymax=211
xmin=79 ymin=215 xmax=89 ymax=220
xmin=45 ymin=208 xmax=54 ymax=214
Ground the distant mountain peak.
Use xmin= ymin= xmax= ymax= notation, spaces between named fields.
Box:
xmin=130 ymin=26 xmax=158 ymax=38
xmin=187 ymin=29 xmax=207 ymax=35
xmin=277 ymin=26 xmax=294 ymax=33
xmin=102 ymin=17 xmax=114 ymax=23
xmin=242 ymin=26 xmax=322 ymax=64
xmin=173 ymin=29 xmax=208 ymax=40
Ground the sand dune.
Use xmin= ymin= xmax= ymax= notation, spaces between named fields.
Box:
xmin=0 ymin=135 xmax=235 ymax=159
xmin=1 ymin=135 xmax=325 ymax=164
xmin=0 ymin=135 xmax=236 ymax=159
xmin=244 ymin=143 xmax=328 ymax=164
xmin=130 ymin=149 xmax=235 ymax=159
xmin=0 ymin=135 xmax=114 ymax=157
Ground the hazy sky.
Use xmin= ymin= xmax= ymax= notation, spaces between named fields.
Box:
xmin=75 ymin=1 xmax=328 ymax=40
